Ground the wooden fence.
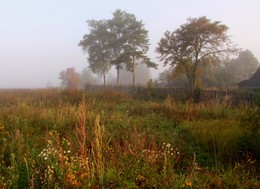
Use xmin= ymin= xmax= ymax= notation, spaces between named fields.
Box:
xmin=84 ymin=85 xmax=259 ymax=105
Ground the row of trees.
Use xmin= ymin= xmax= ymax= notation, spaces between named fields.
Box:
xmin=156 ymin=50 xmax=259 ymax=89
xmin=79 ymin=9 xmax=157 ymax=86
xmin=79 ymin=10 xmax=241 ymax=95
xmin=58 ymin=65 xmax=152 ymax=89
xmin=59 ymin=49 xmax=259 ymax=90
xmin=60 ymin=10 xmax=259 ymax=95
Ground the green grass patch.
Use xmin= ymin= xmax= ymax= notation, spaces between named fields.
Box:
xmin=0 ymin=89 xmax=259 ymax=188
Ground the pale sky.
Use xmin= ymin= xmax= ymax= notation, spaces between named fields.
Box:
xmin=0 ymin=0 xmax=259 ymax=88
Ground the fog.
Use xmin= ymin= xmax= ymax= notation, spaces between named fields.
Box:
xmin=0 ymin=0 xmax=260 ymax=88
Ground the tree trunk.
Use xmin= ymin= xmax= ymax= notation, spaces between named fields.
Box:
xmin=190 ymin=68 xmax=197 ymax=99
xmin=191 ymin=79 xmax=195 ymax=98
xmin=132 ymin=56 xmax=136 ymax=87
xmin=186 ymin=69 xmax=196 ymax=98
xmin=116 ymin=69 xmax=120 ymax=86
xmin=103 ymin=74 xmax=106 ymax=87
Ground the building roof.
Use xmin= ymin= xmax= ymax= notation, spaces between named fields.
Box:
xmin=235 ymin=79 xmax=248 ymax=87
xmin=234 ymin=67 xmax=260 ymax=88
xmin=246 ymin=67 xmax=260 ymax=88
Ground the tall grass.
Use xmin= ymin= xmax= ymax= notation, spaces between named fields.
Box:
xmin=0 ymin=89 xmax=259 ymax=188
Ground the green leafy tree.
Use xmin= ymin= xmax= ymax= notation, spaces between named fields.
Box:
xmin=122 ymin=15 xmax=157 ymax=86
xmin=227 ymin=50 xmax=259 ymax=82
xmin=79 ymin=20 xmax=113 ymax=86
xmin=79 ymin=10 xmax=157 ymax=87
xmin=107 ymin=10 xmax=132 ymax=86
xmin=108 ymin=9 xmax=157 ymax=86
xmin=156 ymin=16 xmax=237 ymax=96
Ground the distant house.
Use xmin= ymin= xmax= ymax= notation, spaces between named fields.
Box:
xmin=235 ymin=67 xmax=260 ymax=89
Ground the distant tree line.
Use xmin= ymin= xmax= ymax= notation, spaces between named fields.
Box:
xmin=156 ymin=50 xmax=259 ymax=89
xmin=58 ymin=64 xmax=152 ymax=89
xmin=58 ymin=10 xmax=259 ymax=97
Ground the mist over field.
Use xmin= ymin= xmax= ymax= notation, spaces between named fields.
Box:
xmin=1 ymin=2 xmax=260 ymax=187
xmin=0 ymin=0 xmax=260 ymax=89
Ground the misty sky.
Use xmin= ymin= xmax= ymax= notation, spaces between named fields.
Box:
xmin=0 ymin=0 xmax=259 ymax=88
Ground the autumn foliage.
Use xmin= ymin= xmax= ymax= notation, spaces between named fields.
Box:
xmin=59 ymin=67 xmax=80 ymax=89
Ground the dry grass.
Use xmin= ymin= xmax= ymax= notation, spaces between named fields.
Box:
xmin=0 ymin=89 xmax=259 ymax=188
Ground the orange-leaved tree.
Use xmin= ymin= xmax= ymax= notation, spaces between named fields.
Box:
xmin=59 ymin=67 xmax=80 ymax=89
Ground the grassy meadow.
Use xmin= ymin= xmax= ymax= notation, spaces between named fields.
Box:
xmin=0 ymin=89 xmax=259 ymax=188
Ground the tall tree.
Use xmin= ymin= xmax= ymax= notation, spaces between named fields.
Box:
xmin=108 ymin=9 xmax=157 ymax=86
xmin=107 ymin=10 xmax=131 ymax=86
xmin=59 ymin=67 xmax=80 ymax=89
xmin=123 ymin=15 xmax=157 ymax=86
xmin=156 ymin=16 xmax=237 ymax=96
xmin=80 ymin=10 xmax=157 ymax=86
xmin=79 ymin=20 xmax=112 ymax=86
xmin=228 ymin=50 xmax=259 ymax=82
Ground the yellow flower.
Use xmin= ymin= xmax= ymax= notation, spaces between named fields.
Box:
xmin=185 ymin=179 xmax=192 ymax=187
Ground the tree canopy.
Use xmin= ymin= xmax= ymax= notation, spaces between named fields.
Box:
xmin=107 ymin=9 xmax=134 ymax=85
xmin=59 ymin=67 xmax=80 ymax=89
xmin=156 ymin=16 xmax=237 ymax=95
xmin=79 ymin=9 xmax=157 ymax=86
xmin=228 ymin=50 xmax=260 ymax=82
xmin=79 ymin=20 xmax=113 ymax=86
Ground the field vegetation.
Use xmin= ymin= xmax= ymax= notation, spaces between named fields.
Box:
xmin=0 ymin=89 xmax=259 ymax=188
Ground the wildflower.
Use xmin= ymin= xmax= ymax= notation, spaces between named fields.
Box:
xmin=185 ymin=179 xmax=192 ymax=187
